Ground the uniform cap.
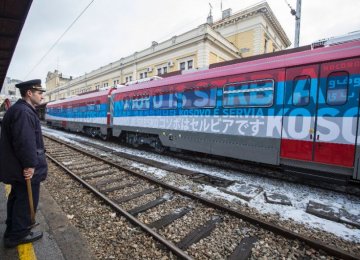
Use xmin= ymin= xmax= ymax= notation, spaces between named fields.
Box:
xmin=15 ymin=79 xmax=46 ymax=92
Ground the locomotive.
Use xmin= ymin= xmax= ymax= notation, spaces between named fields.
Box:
xmin=45 ymin=32 xmax=360 ymax=181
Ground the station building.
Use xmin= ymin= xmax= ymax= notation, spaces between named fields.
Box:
xmin=0 ymin=77 xmax=21 ymax=107
xmin=45 ymin=2 xmax=291 ymax=102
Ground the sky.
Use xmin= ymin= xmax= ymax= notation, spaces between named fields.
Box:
xmin=6 ymin=0 xmax=360 ymax=84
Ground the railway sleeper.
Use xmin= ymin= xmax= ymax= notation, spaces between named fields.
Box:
xmin=82 ymin=171 xmax=117 ymax=180
xmin=53 ymin=154 xmax=82 ymax=160
xmin=49 ymin=151 xmax=71 ymax=156
xmin=227 ymin=236 xmax=258 ymax=260
xmin=69 ymin=162 xmax=102 ymax=170
xmin=99 ymin=182 xmax=136 ymax=194
xmin=114 ymin=188 xmax=159 ymax=204
xmin=94 ymin=177 xmax=127 ymax=188
xmin=148 ymin=207 xmax=193 ymax=229
xmin=81 ymin=165 xmax=112 ymax=173
xmin=191 ymin=174 xmax=235 ymax=188
xmin=128 ymin=194 xmax=172 ymax=216
xmin=176 ymin=216 xmax=223 ymax=250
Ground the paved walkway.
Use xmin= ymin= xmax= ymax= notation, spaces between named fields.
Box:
xmin=0 ymin=183 xmax=94 ymax=260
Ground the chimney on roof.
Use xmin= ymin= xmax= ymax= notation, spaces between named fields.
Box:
xmin=222 ymin=8 xmax=232 ymax=19
xmin=207 ymin=15 xmax=213 ymax=25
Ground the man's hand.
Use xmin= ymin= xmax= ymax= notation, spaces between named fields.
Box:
xmin=23 ymin=168 xmax=35 ymax=180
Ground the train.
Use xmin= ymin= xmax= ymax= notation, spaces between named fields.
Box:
xmin=45 ymin=32 xmax=360 ymax=181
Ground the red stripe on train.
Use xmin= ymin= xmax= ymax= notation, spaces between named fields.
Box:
xmin=280 ymin=139 xmax=354 ymax=167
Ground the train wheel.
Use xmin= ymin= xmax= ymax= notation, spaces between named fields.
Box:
xmin=90 ymin=129 xmax=97 ymax=138
xmin=153 ymin=140 xmax=165 ymax=153
xmin=128 ymin=136 xmax=139 ymax=147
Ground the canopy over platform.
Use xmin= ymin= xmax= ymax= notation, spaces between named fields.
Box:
xmin=0 ymin=0 xmax=33 ymax=89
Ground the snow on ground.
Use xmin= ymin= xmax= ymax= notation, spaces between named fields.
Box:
xmin=43 ymin=127 xmax=360 ymax=242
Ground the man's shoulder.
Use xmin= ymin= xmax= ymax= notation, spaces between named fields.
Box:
xmin=4 ymin=102 xmax=35 ymax=123
xmin=10 ymin=100 xmax=33 ymax=113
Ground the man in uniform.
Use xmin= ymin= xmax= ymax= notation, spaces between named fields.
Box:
xmin=0 ymin=79 xmax=48 ymax=248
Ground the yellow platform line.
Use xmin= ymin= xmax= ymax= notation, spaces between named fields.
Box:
xmin=5 ymin=184 xmax=11 ymax=196
xmin=17 ymin=243 xmax=37 ymax=260
xmin=4 ymin=184 xmax=37 ymax=260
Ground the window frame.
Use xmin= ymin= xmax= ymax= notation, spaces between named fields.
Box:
xmin=152 ymin=92 xmax=178 ymax=110
xmin=222 ymin=78 xmax=275 ymax=108
xmin=325 ymin=71 xmax=349 ymax=106
xmin=131 ymin=96 xmax=150 ymax=110
xmin=182 ymin=87 xmax=217 ymax=109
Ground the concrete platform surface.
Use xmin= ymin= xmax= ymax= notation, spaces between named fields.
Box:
xmin=0 ymin=183 xmax=95 ymax=260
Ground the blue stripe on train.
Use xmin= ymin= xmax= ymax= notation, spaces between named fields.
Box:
xmin=47 ymin=104 xmax=108 ymax=118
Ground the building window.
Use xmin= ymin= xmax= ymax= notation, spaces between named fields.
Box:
xmin=179 ymin=60 xmax=193 ymax=71
xmin=157 ymin=66 xmax=168 ymax=75
xmin=264 ymin=39 xmax=268 ymax=53
xmin=140 ymin=72 xmax=148 ymax=79
xmin=113 ymin=80 xmax=119 ymax=86
xmin=180 ymin=62 xmax=186 ymax=71
xmin=103 ymin=82 xmax=108 ymax=88
xmin=188 ymin=60 xmax=193 ymax=69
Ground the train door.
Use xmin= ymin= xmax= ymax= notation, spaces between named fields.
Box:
xmin=314 ymin=58 xmax=360 ymax=167
xmin=281 ymin=65 xmax=319 ymax=161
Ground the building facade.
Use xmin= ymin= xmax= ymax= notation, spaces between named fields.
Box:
xmin=45 ymin=70 xmax=72 ymax=92
xmin=0 ymin=77 xmax=21 ymax=106
xmin=45 ymin=2 xmax=291 ymax=102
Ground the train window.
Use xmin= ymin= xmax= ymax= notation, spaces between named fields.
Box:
xmin=87 ymin=102 xmax=95 ymax=111
xmin=326 ymin=71 xmax=348 ymax=106
xmin=80 ymin=103 xmax=86 ymax=112
xmin=153 ymin=93 xmax=177 ymax=109
xmin=123 ymin=99 xmax=131 ymax=110
xmin=95 ymin=100 xmax=101 ymax=111
xmin=182 ymin=88 xmax=216 ymax=109
xmin=132 ymin=96 xmax=150 ymax=110
xmin=292 ymin=75 xmax=310 ymax=106
xmin=223 ymin=79 xmax=274 ymax=107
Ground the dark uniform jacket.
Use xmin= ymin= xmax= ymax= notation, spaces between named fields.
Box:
xmin=0 ymin=99 xmax=47 ymax=184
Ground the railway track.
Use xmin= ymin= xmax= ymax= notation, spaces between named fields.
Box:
xmin=43 ymin=134 xmax=360 ymax=259
xmin=48 ymin=127 xmax=360 ymax=196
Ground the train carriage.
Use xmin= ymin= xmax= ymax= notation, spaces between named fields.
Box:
xmin=46 ymin=33 xmax=360 ymax=181
xmin=45 ymin=89 xmax=113 ymax=139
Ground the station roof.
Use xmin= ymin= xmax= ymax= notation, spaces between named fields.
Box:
xmin=0 ymin=0 xmax=32 ymax=89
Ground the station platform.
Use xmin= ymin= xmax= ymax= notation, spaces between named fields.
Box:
xmin=0 ymin=183 xmax=94 ymax=260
